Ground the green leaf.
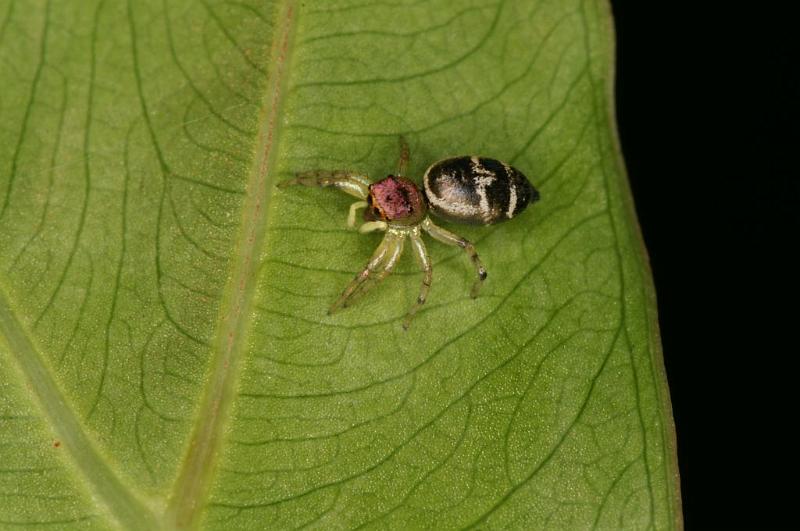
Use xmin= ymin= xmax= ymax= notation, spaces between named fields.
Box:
xmin=0 ymin=0 xmax=681 ymax=528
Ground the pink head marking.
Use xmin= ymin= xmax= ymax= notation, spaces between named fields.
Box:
xmin=366 ymin=176 xmax=426 ymax=223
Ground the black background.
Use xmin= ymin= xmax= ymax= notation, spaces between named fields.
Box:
xmin=609 ymin=1 xmax=797 ymax=528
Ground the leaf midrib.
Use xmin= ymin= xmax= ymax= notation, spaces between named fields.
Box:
xmin=165 ymin=2 xmax=297 ymax=528
xmin=0 ymin=1 xmax=296 ymax=529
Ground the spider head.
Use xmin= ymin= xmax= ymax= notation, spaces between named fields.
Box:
xmin=365 ymin=176 xmax=427 ymax=225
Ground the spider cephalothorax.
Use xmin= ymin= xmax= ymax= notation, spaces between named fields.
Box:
xmin=364 ymin=176 xmax=427 ymax=225
xmin=278 ymin=138 xmax=539 ymax=329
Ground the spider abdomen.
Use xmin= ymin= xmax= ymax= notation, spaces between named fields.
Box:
xmin=423 ymin=156 xmax=539 ymax=225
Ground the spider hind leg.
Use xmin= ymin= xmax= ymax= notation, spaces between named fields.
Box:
xmin=403 ymin=231 xmax=433 ymax=329
xmin=422 ymin=217 xmax=487 ymax=298
xmin=396 ymin=136 xmax=410 ymax=177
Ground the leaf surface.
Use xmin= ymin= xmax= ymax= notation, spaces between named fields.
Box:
xmin=0 ymin=0 xmax=680 ymax=528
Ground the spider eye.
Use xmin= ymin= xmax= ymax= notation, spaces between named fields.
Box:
xmin=373 ymin=207 xmax=382 ymax=218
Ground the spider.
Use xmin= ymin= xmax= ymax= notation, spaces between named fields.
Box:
xmin=278 ymin=139 xmax=539 ymax=329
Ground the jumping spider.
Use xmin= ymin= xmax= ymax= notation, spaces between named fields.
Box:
xmin=278 ymin=138 xmax=539 ymax=329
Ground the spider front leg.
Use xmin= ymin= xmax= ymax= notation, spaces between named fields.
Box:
xmin=329 ymin=231 xmax=403 ymax=314
xmin=422 ymin=217 xmax=487 ymax=298
xmin=279 ymin=170 xmax=370 ymax=227
xmin=278 ymin=170 xmax=370 ymax=198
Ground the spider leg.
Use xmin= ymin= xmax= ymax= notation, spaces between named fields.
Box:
xmin=422 ymin=217 xmax=487 ymax=298
xmin=403 ymin=231 xmax=432 ymax=329
xmin=329 ymin=232 xmax=402 ymax=314
xmin=343 ymin=233 xmax=405 ymax=309
xmin=347 ymin=201 xmax=368 ymax=227
xmin=359 ymin=221 xmax=388 ymax=234
xmin=278 ymin=170 xmax=370 ymax=199
xmin=396 ymin=136 xmax=410 ymax=177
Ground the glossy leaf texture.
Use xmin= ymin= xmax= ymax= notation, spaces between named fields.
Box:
xmin=0 ymin=0 xmax=681 ymax=529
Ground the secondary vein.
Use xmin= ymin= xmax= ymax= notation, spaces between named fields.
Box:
xmin=0 ymin=285 xmax=160 ymax=530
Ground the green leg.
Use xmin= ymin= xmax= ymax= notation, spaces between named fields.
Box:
xmin=348 ymin=201 xmax=368 ymax=227
xmin=278 ymin=170 xmax=370 ymax=199
xmin=358 ymin=221 xmax=388 ymax=234
xmin=329 ymin=233 xmax=402 ymax=314
xmin=343 ymin=234 xmax=405 ymax=309
xmin=397 ymin=136 xmax=410 ymax=177
xmin=403 ymin=233 xmax=432 ymax=329
xmin=422 ymin=217 xmax=487 ymax=297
